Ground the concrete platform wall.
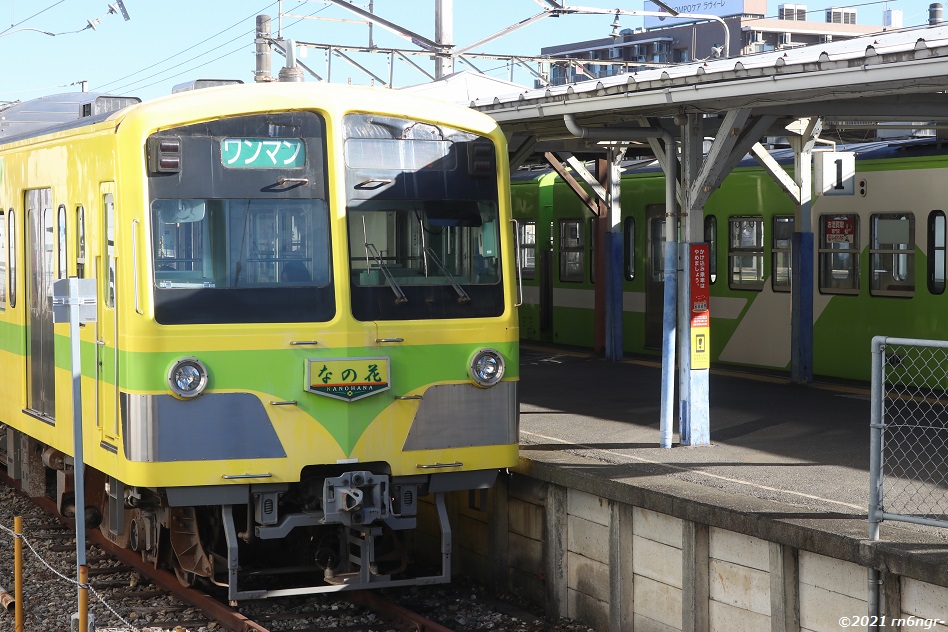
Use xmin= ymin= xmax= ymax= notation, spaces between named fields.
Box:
xmin=421 ymin=470 xmax=948 ymax=632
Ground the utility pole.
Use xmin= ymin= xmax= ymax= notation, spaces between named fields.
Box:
xmin=435 ymin=0 xmax=453 ymax=78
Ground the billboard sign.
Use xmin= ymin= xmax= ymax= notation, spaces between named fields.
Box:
xmin=643 ymin=0 xmax=745 ymax=28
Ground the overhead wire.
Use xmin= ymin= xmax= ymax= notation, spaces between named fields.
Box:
xmin=95 ymin=2 xmax=281 ymax=92
xmin=97 ymin=1 xmax=331 ymax=95
xmin=0 ymin=0 xmax=69 ymax=36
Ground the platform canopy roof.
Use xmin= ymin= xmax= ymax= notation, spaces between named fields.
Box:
xmin=469 ymin=23 xmax=948 ymax=159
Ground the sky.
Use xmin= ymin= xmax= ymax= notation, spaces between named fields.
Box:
xmin=0 ymin=0 xmax=942 ymax=104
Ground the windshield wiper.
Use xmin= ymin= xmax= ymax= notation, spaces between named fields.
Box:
xmin=424 ymin=247 xmax=470 ymax=304
xmin=364 ymin=243 xmax=407 ymax=304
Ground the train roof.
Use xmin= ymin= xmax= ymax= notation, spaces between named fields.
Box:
xmin=0 ymin=82 xmax=504 ymax=149
xmin=0 ymin=92 xmax=141 ymax=145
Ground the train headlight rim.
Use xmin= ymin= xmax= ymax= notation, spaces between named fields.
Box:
xmin=469 ymin=348 xmax=505 ymax=388
xmin=167 ymin=357 xmax=209 ymax=399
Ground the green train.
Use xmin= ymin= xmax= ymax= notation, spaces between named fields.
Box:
xmin=511 ymin=138 xmax=948 ymax=381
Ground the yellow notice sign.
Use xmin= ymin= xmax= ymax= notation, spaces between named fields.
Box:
xmin=306 ymin=357 xmax=390 ymax=401
xmin=691 ymin=327 xmax=710 ymax=370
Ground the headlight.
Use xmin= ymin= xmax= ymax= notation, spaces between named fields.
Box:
xmin=167 ymin=357 xmax=209 ymax=399
xmin=469 ymin=348 xmax=505 ymax=388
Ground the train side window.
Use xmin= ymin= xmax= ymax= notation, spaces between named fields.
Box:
xmin=8 ymin=210 xmax=16 ymax=308
xmin=704 ymin=215 xmax=717 ymax=284
xmin=624 ymin=217 xmax=635 ymax=281
xmin=105 ymin=193 xmax=115 ymax=308
xmin=819 ymin=214 xmax=859 ymax=294
xmin=0 ymin=210 xmax=5 ymax=310
xmin=519 ymin=221 xmax=536 ymax=280
xmin=57 ymin=205 xmax=67 ymax=280
xmin=559 ymin=219 xmax=584 ymax=282
xmin=727 ymin=216 xmax=764 ymax=290
xmin=870 ymin=213 xmax=914 ymax=297
xmin=772 ymin=215 xmax=794 ymax=292
xmin=928 ymin=211 xmax=946 ymax=295
xmin=76 ymin=206 xmax=86 ymax=279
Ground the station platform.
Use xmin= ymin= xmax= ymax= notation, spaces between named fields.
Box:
xmin=499 ymin=344 xmax=948 ymax=631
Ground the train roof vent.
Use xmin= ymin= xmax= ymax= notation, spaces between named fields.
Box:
xmin=0 ymin=92 xmax=141 ymax=141
xmin=171 ymin=79 xmax=244 ymax=93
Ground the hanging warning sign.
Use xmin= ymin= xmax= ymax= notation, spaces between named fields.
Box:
xmin=690 ymin=244 xmax=710 ymax=370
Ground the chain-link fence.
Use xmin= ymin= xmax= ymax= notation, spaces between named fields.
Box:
xmin=869 ymin=336 xmax=948 ymax=540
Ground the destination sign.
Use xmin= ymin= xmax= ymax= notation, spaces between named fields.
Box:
xmin=221 ymin=138 xmax=305 ymax=169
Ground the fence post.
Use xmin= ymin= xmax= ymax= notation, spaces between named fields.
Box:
xmin=14 ymin=515 xmax=22 ymax=632
xmin=868 ymin=336 xmax=885 ymax=542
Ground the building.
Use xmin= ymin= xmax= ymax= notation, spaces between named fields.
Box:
xmin=541 ymin=1 xmax=898 ymax=85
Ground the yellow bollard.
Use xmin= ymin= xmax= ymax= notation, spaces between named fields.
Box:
xmin=78 ymin=564 xmax=89 ymax=632
xmin=14 ymin=516 xmax=22 ymax=632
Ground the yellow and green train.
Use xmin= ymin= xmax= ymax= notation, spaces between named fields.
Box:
xmin=0 ymin=82 xmax=518 ymax=599
xmin=512 ymin=139 xmax=948 ymax=381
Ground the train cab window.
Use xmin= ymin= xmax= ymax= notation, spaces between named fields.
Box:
xmin=8 ymin=210 xmax=15 ymax=308
xmin=819 ymin=214 xmax=859 ymax=294
xmin=76 ymin=206 xmax=86 ymax=279
xmin=519 ymin=221 xmax=536 ymax=280
xmin=57 ymin=205 xmax=67 ymax=280
xmin=345 ymin=114 xmax=503 ymax=321
xmin=0 ymin=210 xmax=5 ymax=310
xmin=624 ymin=217 xmax=635 ymax=281
xmin=772 ymin=216 xmax=794 ymax=292
xmin=928 ymin=211 xmax=946 ymax=295
xmin=559 ymin=220 xmax=584 ymax=282
xmin=704 ymin=216 xmax=717 ymax=284
xmin=870 ymin=213 xmax=914 ymax=297
xmin=727 ymin=216 xmax=764 ymax=290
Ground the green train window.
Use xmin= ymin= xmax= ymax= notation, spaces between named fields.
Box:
xmin=519 ymin=221 xmax=536 ymax=280
xmin=928 ymin=211 xmax=946 ymax=295
xmin=819 ymin=214 xmax=859 ymax=295
xmin=728 ymin=216 xmax=764 ymax=290
xmin=870 ymin=213 xmax=914 ymax=297
xmin=559 ymin=220 xmax=584 ymax=283
xmin=772 ymin=216 xmax=794 ymax=292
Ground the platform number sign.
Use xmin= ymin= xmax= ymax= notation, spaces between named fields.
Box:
xmin=815 ymin=151 xmax=855 ymax=196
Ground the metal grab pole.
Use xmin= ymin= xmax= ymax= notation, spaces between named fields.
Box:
xmin=14 ymin=515 xmax=22 ymax=632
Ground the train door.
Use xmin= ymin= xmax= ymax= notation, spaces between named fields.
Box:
xmin=96 ymin=185 xmax=120 ymax=444
xmin=25 ymin=189 xmax=55 ymax=421
xmin=644 ymin=204 xmax=668 ymax=349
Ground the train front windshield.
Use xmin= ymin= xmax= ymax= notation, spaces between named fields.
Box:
xmin=146 ymin=112 xmax=333 ymax=325
xmin=344 ymin=114 xmax=504 ymax=321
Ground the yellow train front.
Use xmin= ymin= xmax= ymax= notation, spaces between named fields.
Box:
xmin=0 ymin=83 xmax=519 ymax=600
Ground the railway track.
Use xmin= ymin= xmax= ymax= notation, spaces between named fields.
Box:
xmin=0 ymin=474 xmax=459 ymax=632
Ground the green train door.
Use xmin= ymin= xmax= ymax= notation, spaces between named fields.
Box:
xmin=645 ymin=204 xmax=667 ymax=349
